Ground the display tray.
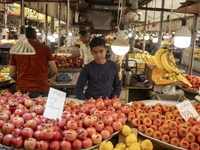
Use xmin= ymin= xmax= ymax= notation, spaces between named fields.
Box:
xmin=178 ymin=85 xmax=199 ymax=94
xmin=0 ymin=130 xmax=120 ymax=150
xmin=128 ymin=100 xmax=181 ymax=106
xmin=127 ymin=122 xmax=186 ymax=150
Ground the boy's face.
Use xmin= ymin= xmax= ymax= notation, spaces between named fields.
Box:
xmin=91 ymin=46 xmax=107 ymax=64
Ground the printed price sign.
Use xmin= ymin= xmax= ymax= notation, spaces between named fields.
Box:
xmin=176 ymin=100 xmax=200 ymax=121
xmin=43 ymin=88 xmax=66 ymax=120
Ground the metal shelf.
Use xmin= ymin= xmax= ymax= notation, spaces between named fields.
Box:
xmin=174 ymin=2 xmax=200 ymax=14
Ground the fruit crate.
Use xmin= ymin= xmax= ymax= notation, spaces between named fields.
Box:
xmin=144 ymin=62 xmax=158 ymax=85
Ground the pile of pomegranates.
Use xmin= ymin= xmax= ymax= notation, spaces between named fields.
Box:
xmin=0 ymin=91 xmax=128 ymax=150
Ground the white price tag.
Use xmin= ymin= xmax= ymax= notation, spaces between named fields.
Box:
xmin=176 ymin=100 xmax=200 ymax=122
xmin=43 ymin=88 xmax=66 ymax=120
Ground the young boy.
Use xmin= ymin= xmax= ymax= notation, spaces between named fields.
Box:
xmin=75 ymin=37 xmax=122 ymax=100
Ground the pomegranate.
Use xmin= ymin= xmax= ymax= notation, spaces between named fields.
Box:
xmin=90 ymin=107 xmax=98 ymax=115
xmin=96 ymin=96 xmax=103 ymax=102
xmin=22 ymin=112 xmax=33 ymax=121
xmin=77 ymin=119 xmax=84 ymax=127
xmin=94 ymin=121 xmax=105 ymax=132
xmin=34 ymin=130 xmax=42 ymax=141
xmin=0 ymin=97 xmax=6 ymax=105
xmin=53 ymin=131 xmax=62 ymax=141
xmin=0 ymin=120 xmax=6 ymax=129
xmin=118 ymin=117 xmax=126 ymax=125
xmin=0 ymin=112 xmax=9 ymax=121
xmin=67 ymin=120 xmax=78 ymax=130
xmin=24 ymin=99 xmax=34 ymax=108
xmin=69 ymin=101 xmax=77 ymax=109
xmin=86 ymin=127 xmax=96 ymax=137
xmin=21 ymin=127 xmax=34 ymax=139
xmin=36 ymin=95 xmax=45 ymax=105
xmin=14 ymin=108 xmax=25 ymax=117
xmin=77 ymin=127 xmax=88 ymax=140
xmin=11 ymin=136 xmax=23 ymax=149
xmin=24 ymin=138 xmax=37 ymax=150
xmin=93 ymin=110 xmax=101 ymax=118
xmin=2 ymin=109 xmax=11 ymax=117
xmin=100 ymin=110 xmax=108 ymax=116
xmin=37 ymin=140 xmax=49 ymax=150
xmin=34 ymin=105 xmax=45 ymax=115
xmin=73 ymin=106 xmax=80 ymax=114
xmin=12 ymin=128 xmax=21 ymax=138
xmin=58 ymin=118 xmax=67 ymax=129
xmin=113 ymin=101 xmax=122 ymax=110
xmin=118 ymin=112 xmax=126 ymax=118
xmin=49 ymin=141 xmax=60 ymax=150
xmin=0 ymin=132 xmax=3 ymax=142
xmin=112 ymin=121 xmax=123 ymax=131
xmin=64 ymin=104 xmax=71 ymax=111
xmin=82 ymin=137 xmax=93 ymax=149
xmin=66 ymin=111 xmax=77 ymax=121
xmin=91 ymin=133 xmax=102 ymax=144
xmin=121 ymin=105 xmax=130 ymax=114
xmin=111 ymin=95 xmax=120 ymax=104
xmin=88 ymin=97 xmax=95 ymax=103
xmin=84 ymin=116 xmax=95 ymax=127
xmin=95 ymin=101 xmax=105 ymax=110
xmin=3 ymin=91 xmax=12 ymax=98
xmin=92 ymin=116 xmax=98 ymax=122
xmin=100 ymin=129 xmax=110 ymax=140
xmin=104 ymin=97 xmax=111 ymax=106
xmin=25 ymin=119 xmax=37 ymax=130
xmin=72 ymin=139 xmax=82 ymax=150
xmin=60 ymin=140 xmax=71 ymax=150
xmin=80 ymin=106 xmax=89 ymax=114
xmin=104 ymin=115 xmax=113 ymax=126
xmin=64 ymin=129 xmax=77 ymax=141
xmin=12 ymin=117 xmax=24 ymax=128
xmin=105 ymin=126 xmax=114 ymax=135
xmin=109 ymin=112 xmax=118 ymax=121
xmin=2 ymin=123 xmax=15 ymax=134
xmin=86 ymin=102 xmax=94 ymax=109
xmin=77 ymin=112 xmax=87 ymax=120
xmin=2 ymin=134 xmax=14 ymax=146
xmin=41 ymin=128 xmax=54 ymax=140
xmin=14 ymin=91 xmax=22 ymax=98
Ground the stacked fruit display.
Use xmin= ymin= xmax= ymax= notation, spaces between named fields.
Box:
xmin=0 ymin=74 xmax=5 ymax=82
xmin=128 ymin=101 xmax=200 ymax=150
xmin=0 ymin=67 xmax=9 ymax=73
xmin=154 ymin=49 xmax=179 ymax=74
xmin=0 ymin=93 xmax=127 ymax=150
xmin=129 ymin=53 xmax=155 ymax=63
xmin=54 ymin=55 xmax=84 ymax=68
xmin=183 ymin=75 xmax=200 ymax=91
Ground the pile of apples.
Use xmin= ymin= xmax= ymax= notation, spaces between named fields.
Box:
xmin=0 ymin=91 xmax=128 ymax=150
xmin=54 ymin=55 xmax=84 ymax=69
xmin=128 ymin=101 xmax=200 ymax=150
xmin=183 ymin=75 xmax=200 ymax=91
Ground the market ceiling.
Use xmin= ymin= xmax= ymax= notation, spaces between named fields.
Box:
xmin=3 ymin=0 xmax=153 ymax=7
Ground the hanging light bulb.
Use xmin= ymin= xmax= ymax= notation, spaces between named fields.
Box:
xmin=111 ymin=23 xmax=130 ymax=56
xmin=153 ymin=37 xmax=158 ymax=43
xmin=174 ymin=19 xmax=191 ymax=48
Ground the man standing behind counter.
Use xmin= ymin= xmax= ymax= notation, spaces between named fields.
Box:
xmin=79 ymin=30 xmax=94 ymax=65
xmin=75 ymin=37 xmax=122 ymax=100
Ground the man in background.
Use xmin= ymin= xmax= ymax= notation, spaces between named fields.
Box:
xmin=79 ymin=30 xmax=94 ymax=65
xmin=9 ymin=26 xmax=57 ymax=98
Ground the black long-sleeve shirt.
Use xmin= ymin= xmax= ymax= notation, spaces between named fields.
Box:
xmin=75 ymin=60 xmax=122 ymax=100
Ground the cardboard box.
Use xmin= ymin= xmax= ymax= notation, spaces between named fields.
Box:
xmin=144 ymin=62 xmax=158 ymax=84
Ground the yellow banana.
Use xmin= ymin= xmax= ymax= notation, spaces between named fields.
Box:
xmin=161 ymin=51 xmax=178 ymax=73
xmin=154 ymin=49 xmax=168 ymax=69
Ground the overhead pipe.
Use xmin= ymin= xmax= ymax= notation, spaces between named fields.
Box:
xmin=158 ymin=0 xmax=165 ymax=49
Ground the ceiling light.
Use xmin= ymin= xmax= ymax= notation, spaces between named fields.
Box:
xmin=153 ymin=37 xmax=158 ymax=43
xmin=111 ymin=30 xmax=130 ymax=55
xmin=174 ymin=19 xmax=191 ymax=48
xmin=128 ymin=33 xmax=132 ymax=37
xmin=10 ymin=0 xmax=35 ymax=55
xmin=144 ymin=34 xmax=149 ymax=40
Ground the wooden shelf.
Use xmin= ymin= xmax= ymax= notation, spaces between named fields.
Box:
xmin=174 ymin=3 xmax=200 ymax=14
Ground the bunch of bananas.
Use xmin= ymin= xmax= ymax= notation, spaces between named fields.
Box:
xmin=129 ymin=53 xmax=155 ymax=63
xmin=0 ymin=66 xmax=10 ymax=73
xmin=154 ymin=49 xmax=179 ymax=74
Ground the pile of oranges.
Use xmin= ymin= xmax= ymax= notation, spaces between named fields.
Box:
xmin=128 ymin=101 xmax=200 ymax=150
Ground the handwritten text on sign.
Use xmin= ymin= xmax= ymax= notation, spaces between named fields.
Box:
xmin=43 ymin=88 xmax=66 ymax=120
xmin=176 ymin=100 xmax=200 ymax=121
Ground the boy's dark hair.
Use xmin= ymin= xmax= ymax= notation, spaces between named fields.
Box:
xmin=26 ymin=26 xmax=36 ymax=39
xmin=89 ymin=37 xmax=106 ymax=49
xmin=79 ymin=30 xmax=88 ymax=37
